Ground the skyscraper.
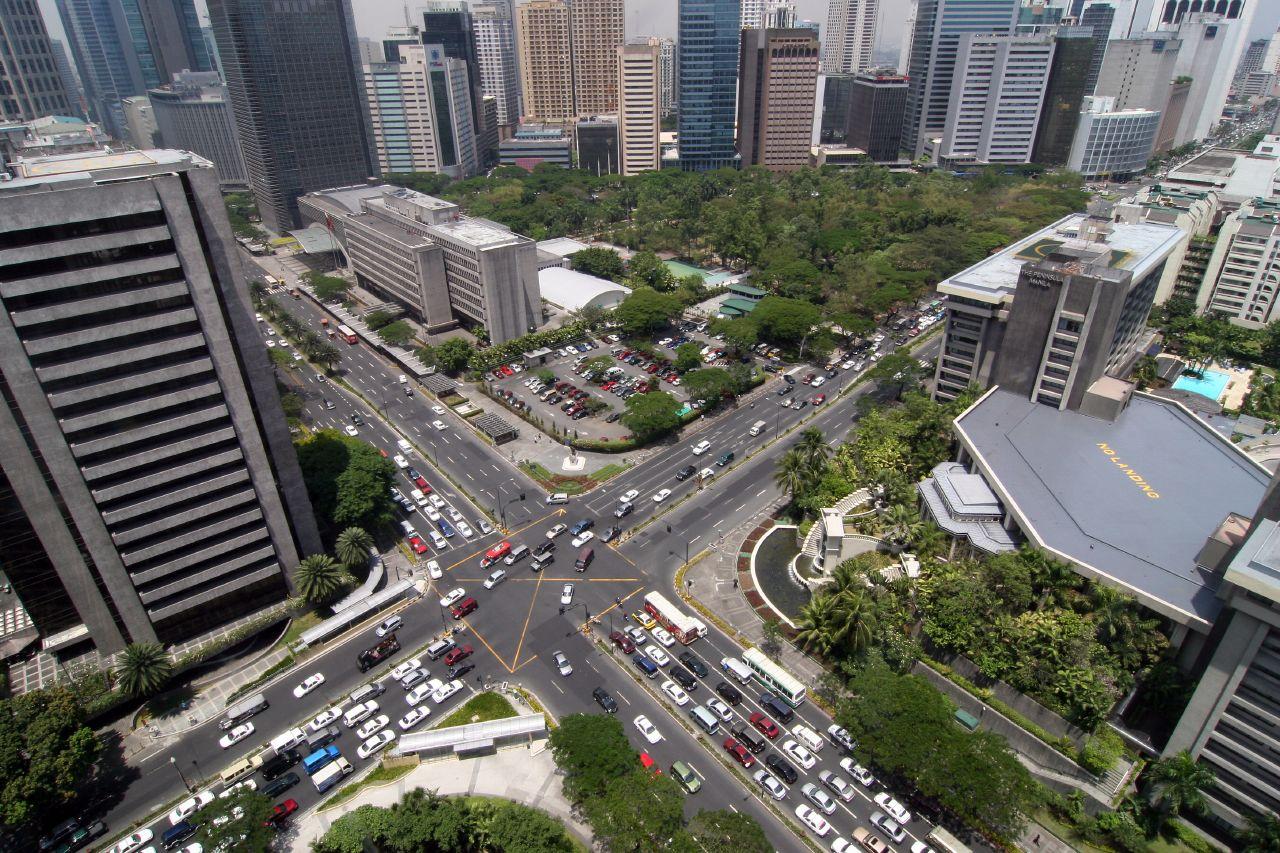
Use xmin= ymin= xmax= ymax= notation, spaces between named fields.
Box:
xmin=422 ymin=1 xmax=495 ymax=163
xmin=0 ymin=149 xmax=321 ymax=654
xmin=0 ymin=1 xmax=72 ymax=121
xmin=1031 ymin=27 xmax=1095 ymax=167
xmin=821 ymin=0 xmax=880 ymax=74
xmin=737 ymin=27 xmax=819 ymax=171
xmin=1079 ymin=2 xmax=1117 ymax=95
xmin=570 ymin=0 xmax=624 ymax=115
xmin=1093 ymin=35 xmax=1182 ymax=112
xmin=742 ymin=0 xmax=797 ymax=29
xmin=127 ymin=0 xmax=212 ymax=86
xmin=645 ymin=36 xmax=677 ymax=117
xmin=149 ymin=71 xmax=249 ymax=189
xmin=1235 ymin=38 xmax=1268 ymax=82
xmin=678 ymin=0 xmax=742 ymax=171
xmin=473 ymin=3 xmax=522 ymax=127
xmin=618 ymin=42 xmax=660 ymax=175
xmin=847 ymin=70 xmax=907 ymax=161
xmin=1066 ymin=95 xmax=1161 ymax=179
xmin=207 ymin=0 xmax=375 ymax=234
xmin=901 ymin=0 xmax=1020 ymax=159
xmin=516 ymin=0 xmax=574 ymax=122
xmin=1170 ymin=13 xmax=1242 ymax=145
xmin=50 ymin=38 xmax=88 ymax=120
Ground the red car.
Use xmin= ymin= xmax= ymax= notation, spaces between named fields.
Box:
xmin=444 ymin=644 xmax=474 ymax=666
xmin=266 ymin=799 xmax=298 ymax=826
xmin=802 ymin=373 xmax=816 ymax=385
xmin=812 ymin=394 xmax=826 ymax=406
xmin=500 ymin=365 xmax=514 ymax=376
xmin=639 ymin=752 xmax=662 ymax=775
xmin=723 ymin=737 xmax=756 ymax=768
xmin=413 ymin=475 xmax=430 ymax=490
xmin=451 ymin=597 xmax=478 ymax=619
xmin=407 ymin=535 xmax=428 ymax=555
xmin=609 ymin=630 xmax=635 ymax=653
xmin=480 ymin=540 xmax=511 ymax=568
xmin=750 ymin=712 xmax=780 ymax=739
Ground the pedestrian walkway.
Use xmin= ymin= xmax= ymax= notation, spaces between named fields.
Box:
xmin=288 ymin=745 xmax=591 ymax=852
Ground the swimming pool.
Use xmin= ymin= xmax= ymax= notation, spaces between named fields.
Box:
xmin=1172 ymin=368 xmax=1230 ymax=401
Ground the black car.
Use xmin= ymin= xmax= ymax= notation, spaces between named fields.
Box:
xmin=261 ymin=748 xmax=301 ymax=780
xmin=592 ymin=686 xmax=618 ymax=714
xmin=759 ymin=692 xmax=796 ymax=723
xmin=669 ymin=666 xmax=697 ymax=691
xmin=678 ymin=651 xmax=709 ymax=678
xmin=569 ymin=519 xmax=595 ymax=536
xmin=535 ymin=540 xmax=556 ymax=556
xmin=64 ymin=821 xmax=106 ymax=852
xmin=765 ymin=753 xmax=798 ymax=784
xmin=783 ymin=374 xmax=796 ymax=385
xmin=675 ymin=465 xmax=697 ymax=481
xmin=601 ymin=525 xmax=621 ymax=543
xmin=262 ymin=772 xmax=300 ymax=799
xmin=407 ymin=466 xmax=422 ymax=481
xmin=605 ymin=411 xmax=622 ymax=423
xmin=731 ymin=725 xmax=766 ymax=754
xmin=715 ymin=681 xmax=742 ymax=705
xmin=450 ymin=663 xmax=476 ymax=680
xmin=351 ymin=413 xmax=363 ymax=425
xmin=777 ymin=385 xmax=794 ymax=396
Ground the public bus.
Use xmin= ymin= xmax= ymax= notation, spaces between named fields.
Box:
xmin=741 ymin=647 xmax=806 ymax=707
xmin=642 ymin=591 xmax=707 ymax=645
xmin=335 ymin=324 xmax=358 ymax=345
xmin=926 ymin=826 xmax=972 ymax=853
xmin=311 ymin=756 xmax=353 ymax=793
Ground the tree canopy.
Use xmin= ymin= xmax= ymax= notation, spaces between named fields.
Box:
xmin=295 ymin=429 xmax=397 ymax=543
xmin=0 ymin=688 xmax=101 ymax=835
xmin=571 ymin=247 xmax=626 ymax=282
xmin=621 ymin=391 xmax=683 ymax=440
xmin=614 ymin=287 xmax=683 ymax=337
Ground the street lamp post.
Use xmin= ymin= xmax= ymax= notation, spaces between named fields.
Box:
xmin=170 ymin=755 xmax=191 ymax=793
xmin=558 ymin=601 xmax=591 ymax=636
xmin=665 ymin=524 xmax=689 ymax=566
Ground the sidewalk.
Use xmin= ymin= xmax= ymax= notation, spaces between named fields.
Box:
xmin=288 ymin=746 xmax=591 ymax=852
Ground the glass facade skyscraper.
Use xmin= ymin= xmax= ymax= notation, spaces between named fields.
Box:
xmin=677 ymin=0 xmax=741 ymax=171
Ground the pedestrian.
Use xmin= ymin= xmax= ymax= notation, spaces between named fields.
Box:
xmin=733 ymin=577 xmax=738 ymax=589
xmin=1032 ymin=835 xmax=1041 ymax=847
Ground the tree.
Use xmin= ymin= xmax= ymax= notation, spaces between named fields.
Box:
xmin=1144 ymin=751 xmax=1215 ymax=824
xmin=333 ymin=446 xmax=397 ymax=532
xmin=311 ymin=341 xmax=341 ymax=372
xmin=308 ymin=272 xmax=349 ymax=303
xmin=682 ymin=367 xmax=736 ymax=403
xmin=581 ymin=770 xmax=686 ymax=853
xmin=481 ymin=801 xmax=576 ymax=853
xmin=381 ymin=788 xmax=471 ymax=852
xmin=294 ymin=554 xmax=351 ymax=604
xmin=364 ymin=309 xmax=395 ymax=330
xmin=867 ymin=352 xmax=929 ymax=401
xmin=712 ymin=316 xmax=759 ymax=354
xmin=773 ymin=449 xmax=813 ymax=502
xmin=571 ymin=246 xmax=626 ymax=281
xmin=627 ymin=250 xmax=676 ymax=291
xmin=794 ymin=427 xmax=831 ymax=477
xmin=313 ymin=805 xmax=397 ymax=853
xmin=0 ymin=687 xmax=101 ymax=834
xmin=684 ymin=809 xmax=771 ymax=853
xmin=751 ymin=295 xmax=820 ymax=347
xmin=335 ymin=526 xmax=373 ymax=568
xmin=279 ymin=391 xmax=304 ymax=421
xmin=548 ymin=714 xmax=638 ymax=803
xmin=760 ymin=618 xmax=784 ymax=658
xmin=435 ymin=338 xmax=475 ymax=373
xmin=614 ymin=287 xmax=683 ymax=337
xmin=195 ymin=789 xmax=276 ymax=852
xmin=795 ymin=595 xmax=840 ymax=657
xmin=1131 ymin=355 xmax=1159 ymax=390
xmin=377 ymin=320 xmax=414 ymax=347
xmin=883 ymin=503 xmax=923 ymax=547
xmin=622 ymin=391 xmax=682 ymax=440
xmin=1237 ymin=811 xmax=1280 ymax=853
xmin=675 ymin=342 xmax=703 ymax=373
xmin=114 ymin=642 xmax=173 ymax=698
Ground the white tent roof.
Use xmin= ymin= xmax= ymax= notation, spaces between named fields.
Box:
xmin=538 ymin=266 xmax=630 ymax=312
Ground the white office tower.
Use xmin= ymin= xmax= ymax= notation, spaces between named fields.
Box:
xmin=1067 ymin=95 xmax=1161 ymax=179
xmin=938 ymin=33 xmax=1055 ymax=164
xmin=473 ymin=3 xmax=522 ymax=128
xmin=644 ymin=36 xmax=677 ymax=117
xmin=1169 ymin=14 xmax=1242 ymax=145
xmin=1202 ymin=198 xmax=1280 ymax=327
xmin=1264 ymin=28 xmax=1280 ymax=74
xmin=822 ymin=0 xmax=880 ymax=74
xmin=742 ymin=0 xmax=797 ymax=28
xmin=617 ymin=43 xmax=660 ymax=174
xmin=898 ymin=1 xmax=917 ymax=74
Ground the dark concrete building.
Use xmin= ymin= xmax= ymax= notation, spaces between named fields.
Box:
xmin=0 ymin=149 xmax=321 ymax=656
xmin=575 ymin=117 xmax=619 ymax=174
xmin=819 ymin=73 xmax=857 ymax=144
xmin=0 ymin=0 xmax=73 ymax=121
xmin=422 ymin=2 xmax=497 ymax=166
xmin=1078 ymin=1 xmax=1115 ymax=95
xmin=207 ymin=0 xmax=375 ymax=234
xmin=1031 ymin=27 xmax=1095 ymax=167
xmin=846 ymin=70 xmax=907 ymax=162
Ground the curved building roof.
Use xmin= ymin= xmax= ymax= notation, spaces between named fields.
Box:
xmin=538 ymin=266 xmax=631 ymax=312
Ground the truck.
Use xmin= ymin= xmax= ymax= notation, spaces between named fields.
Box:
xmin=925 ymin=827 xmax=972 ymax=853
xmin=220 ymin=692 xmax=268 ymax=730
xmin=357 ymin=634 xmax=400 ymax=672
xmin=311 ymin=756 xmax=354 ymax=792
xmin=642 ymin=591 xmax=706 ymax=645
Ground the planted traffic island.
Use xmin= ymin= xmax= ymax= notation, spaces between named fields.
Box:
xmin=437 ymin=691 xmax=518 ymax=728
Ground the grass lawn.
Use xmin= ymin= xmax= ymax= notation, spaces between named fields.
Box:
xmin=278 ymin=610 xmax=323 ymax=650
xmin=438 ymin=692 xmax=517 ymax=728
xmin=322 ymin=763 xmax=414 ymax=809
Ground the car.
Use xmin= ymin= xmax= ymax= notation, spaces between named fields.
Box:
xmin=651 ymin=626 xmax=675 ymax=647
xmin=652 ymin=488 xmax=672 ymax=503
xmin=546 ymin=523 xmax=567 ymax=539
xmin=827 ymin=723 xmax=857 ymax=752
xmin=765 ymin=753 xmax=798 ymax=783
xmin=705 ymin=696 xmax=734 ymax=722
xmin=675 ymin=464 xmax=697 ymax=481
xmin=678 ymin=652 xmax=708 ymax=678
xmin=443 ymin=644 xmax=473 ymax=666
xmin=812 ymin=394 xmax=826 ymax=406
xmin=344 ymin=425 xmax=359 ymax=437
xmin=483 ymin=568 xmax=507 ymax=589
xmin=631 ymin=610 xmax=657 ymax=629
xmin=266 ymin=798 xmax=298 ymax=826
xmin=802 ymin=782 xmax=838 ymax=815
xmin=749 ymin=712 xmax=779 ymax=739
xmin=620 ymin=489 xmax=639 ymax=503
xmin=344 ymin=700 xmax=379 ymax=727
xmin=614 ymin=501 xmax=634 ymax=518
xmin=644 ymin=644 xmax=670 ymax=666
xmin=669 ymin=666 xmax=697 ymax=694
xmin=219 ymin=723 xmax=254 ymax=749
xmin=601 ymin=525 xmax=621 ymax=542
xmin=478 ymin=519 xmax=494 ymax=535
xmin=871 ymin=812 xmax=907 ymax=845
xmin=398 ymin=706 xmax=430 ymax=731
xmin=570 ymin=530 xmax=594 ymax=548
xmin=534 ymin=540 xmax=556 ymax=558
xmin=107 ymin=829 xmax=154 ymax=853
xmin=782 ymin=739 xmax=817 ymax=770
xmin=633 ymin=714 xmax=662 ymax=743
xmin=399 ymin=667 xmax=430 ymax=689
xmin=437 ymin=519 xmax=456 ymax=538
xmin=723 ymin=737 xmax=755 ymax=768
xmin=261 ymin=773 xmax=299 ymax=800
xmin=658 ymin=679 xmax=689 ymax=705
xmin=457 ymin=520 xmax=475 ymax=538
xmin=608 ymin=630 xmax=635 ymax=653
xmin=451 ymin=596 xmax=477 ymax=619
xmin=910 ymin=843 xmax=939 ymax=853
xmin=168 ymin=791 xmax=215 ymax=825
xmin=355 ymin=714 xmax=389 ymax=740
xmin=375 ymin=616 xmax=402 ymax=637
xmin=393 ymin=454 xmax=409 ymax=468
xmin=432 ymin=420 xmax=447 ymax=431
xmin=407 ymin=534 xmax=428 ymax=555
xmin=795 ymin=805 xmax=832 ymax=838
xmin=753 ymin=767 xmax=788 ymax=800
xmin=308 ymin=707 xmax=343 ymax=732
xmin=559 ymin=583 xmax=575 ymax=605
xmin=840 ymin=757 xmax=875 ymax=787
xmin=819 ymin=769 xmax=855 ymax=802
xmin=568 ymin=519 xmax=594 ymax=536
xmin=874 ymin=792 xmax=912 ymax=824
xmin=406 ymin=683 xmax=435 ymax=706
xmin=425 ymin=559 xmax=442 ymax=579
xmin=292 ymin=672 xmax=325 ymax=699
xmin=715 ymin=681 xmax=742 ymax=705
xmin=853 ymin=827 xmax=889 ymax=853
xmin=552 ymin=650 xmax=573 ymax=676
xmin=691 ymin=440 xmax=712 ymax=455
xmin=390 ymin=658 xmax=422 ymax=682
xmin=438 ymin=587 xmax=466 ymax=608
xmin=623 ymin=624 xmax=647 ymax=645
xmin=432 ymin=679 xmax=464 ymax=704
xmin=357 ymin=730 xmax=396 ymax=759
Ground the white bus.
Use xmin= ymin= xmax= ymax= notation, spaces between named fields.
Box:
xmin=926 ymin=827 xmax=972 ymax=853
xmin=742 ymin=648 xmax=806 ymax=707
xmin=642 ymin=591 xmax=706 ymax=645
xmin=311 ymin=756 xmax=354 ymax=793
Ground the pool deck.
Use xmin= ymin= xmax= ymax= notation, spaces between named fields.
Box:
xmin=1173 ymin=363 xmax=1253 ymax=409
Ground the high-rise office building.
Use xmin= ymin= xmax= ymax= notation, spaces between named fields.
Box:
xmin=939 ymin=33 xmax=1055 ymax=165
xmin=128 ymin=0 xmax=212 ymax=86
xmin=1169 ymin=14 xmax=1241 ymax=145
xmin=207 ymin=0 xmax=375 ymax=234
xmin=570 ymin=0 xmax=624 ymax=115
xmin=819 ymin=73 xmax=857 ymax=144
xmin=737 ymin=27 xmax=819 ymax=172
xmin=618 ymin=42 xmax=661 ymax=175
xmin=0 ymin=149 xmax=321 ymax=655
xmin=422 ymin=1 xmax=496 ymax=164
xmin=678 ymin=0 xmax=743 ymax=171
xmin=644 ymin=36 xmax=677 ymax=117
xmin=821 ymin=0 xmax=880 ymax=74
xmin=1235 ymin=38 xmax=1268 ymax=82
xmin=574 ymin=116 xmax=618 ymax=173
xmin=149 ymin=71 xmax=249 ymax=189
xmin=1031 ymin=27 xmax=1095 ymax=167
xmin=1093 ymin=35 xmax=1181 ymax=111
xmin=901 ymin=0 xmax=1020 ymax=160
xmin=1263 ymin=27 xmax=1280 ymax=75
xmin=122 ymin=95 xmax=157 ymax=147
xmin=1066 ymin=95 xmax=1160 ymax=178
xmin=473 ymin=3 xmax=522 ymax=127
xmin=50 ymin=38 xmax=88 ymax=120
xmin=898 ymin=1 xmax=917 ymax=74
xmin=742 ymin=0 xmax=797 ymax=29
xmin=0 ymin=1 xmax=72 ymax=122
xmin=516 ymin=0 xmax=574 ymax=122
xmin=1079 ymin=1 xmax=1116 ymax=95
xmin=846 ymin=70 xmax=907 ymax=161
xmin=381 ymin=26 xmax=418 ymax=63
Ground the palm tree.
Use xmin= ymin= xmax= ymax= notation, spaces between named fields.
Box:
xmin=293 ymin=554 xmax=351 ymax=604
xmin=1237 ymin=812 xmax=1280 ymax=853
xmin=910 ymin=522 xmax=948 ymax=559
xmin=1091 ymin=584 xmax=1134 ymax=644
xmin=114 ymin=642 xmax=173 ymax=697
xmin=1132 ymin=355 xmax=1159 ymax=390
xmin=830 ymin=590 xmax=877 ymax=656
xmin=795 ymin=595 xmax=838 ymax=657
xmin=795 ymin=428 xmax=832 ymax=477
xmin=882 ymin=504 xmax=922 ymax=547
xmin=773 ymin=449 xmax=812 ymax=502
xmin=1145 ymin=751 xmax=1216 ymax=823
xmin=335 ymin=527 xmax=374 ymax=568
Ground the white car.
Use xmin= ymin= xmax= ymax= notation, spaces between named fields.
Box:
xmin=651 ymin=626 xmax=675 ymax=647
xmin=457 ymin=520 xmax=475 ymax=538
xmin=406 ymin=683 xmax=435 ymax=706
xmin=390 ymin=658 xmax=423 ymax=681
xmin=431 ymin=679 xmax=464 ymax=704
xmin=832 ymin=840 xmax=855 ymax=853
xmin=570 ymin=530 xmax=595 ymax=548
xmin=782 ymin=739 xmax=817 ymax=770
xmin=432 ymin=420 xmax=447 ymax=431
xmin=661 ymin=680 xmax=690 ymax=706
xmin=393 ymin=454 xmax=409 ymax=468
xmin=429 ymin=493 xmax=445 ymax=509
xmin=426 ymin=559 xmax=442 ymax=579
xmin=819 ymin=769 xmax=855 ymax=802
xmin=355 ymin=714 xmax=389 ymax=740
xmin=794 ymin=804 xmax=832 ymax=838
xmin=432 ymin=405 xmax=446 ymax=415
xmin=264 ymin=339 xmax=276 ymax=348
xmin=218 ymin=723 xmax=253 ymax=749
xmin=399 ymin=706 xmax=430 ymax=731
xmin=706 ymin=696 xmax=734 ymax=722
xmin=633 ymin=714 xmax=663 ymax=744
xmin=652 ymin=488 xmax=672 ymax=503
xmin=168 ymin=790 xmax=215 ymax=825
xmin=357 ymin=730 xmax=396 ymax=759
xmin=801 ymin=782 xmax=837 ymax=815
xmin=644 ymin=644 xmax=670 ymax=666
xmin=218 ymin=779 xmax=256 ymax=800
xmin=292 ymin=670 xmax=326 ymax=698
xmin=871 ymin=811 xmax=908 ymax=845
xmin=399 ymin=668 xmax=430 ymax=689
xmin=910 ymin=842 xmax=939 ymax=853
xmin=691 ymin=440 xmax=712 ymax=455
xmin=344 ymin=425 xmax=359 ymax=437
xmin=109 ymin=829 xmax=154 ymax=853
xmin=424 ymin=506 xmax=442 ymax=522
xmin=753 ymin=769 xmax=787 ymax=801
xmin=309 ymin=707 xmax=343 ymax=732
xmin=344 ymin=700 xmax=378 ymax=727
xmin=546 ymin=523 xmax=567 ymax=539
xmin=553 ymin=650 xmax=573 ymax=676
xmin=624 ymin=625 xmax=647 ymax=646
xmin=439 ymin=587 xmax=466 ymax=608
xmin=874 ymin=791 xmax=912 ymax=824
xmin=447 ymin=506 xmax=464 ymax=522
xmin=483 ymin=568 xmax=506 ymax=589
xmin=428 ymin=530 xmax=447 ymax=549
xmin=560 ymin=583 xmax=575 ymax=605
xmin=839 ymin=757 xmax=875 ymax=787
xmin=479 ymin=519 xmax=494 ymax=535
xmin=620 ymin=489 xmax=640 ymax=503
